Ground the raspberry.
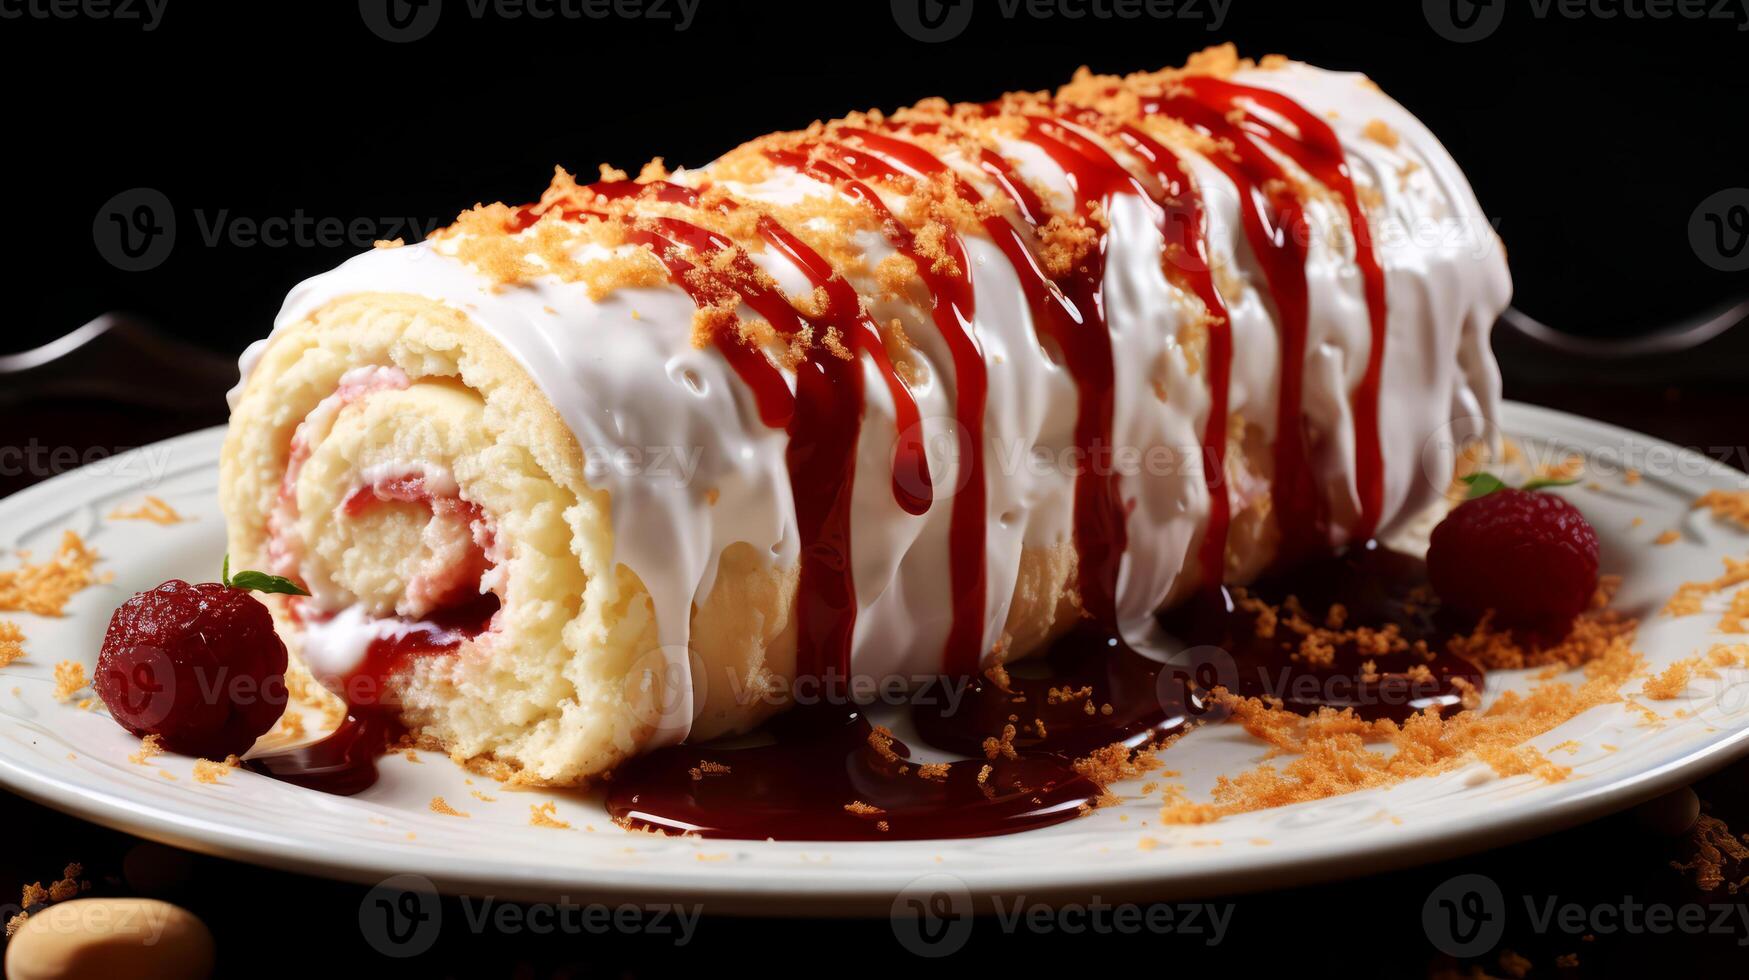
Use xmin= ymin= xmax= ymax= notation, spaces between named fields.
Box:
xmin=1428 ymin=488 xmax=1600 ymax=629
xmin=95 ymin=580 xmax=288 ymax=758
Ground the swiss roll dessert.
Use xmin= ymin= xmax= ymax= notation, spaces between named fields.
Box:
xmin=221 ymin=45 xmax=1510 ymax=787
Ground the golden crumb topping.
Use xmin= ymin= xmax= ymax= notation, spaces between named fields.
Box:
xmin=1672 ymin=811 xmax=1749 ymax=892
xmin=1361 ymin=119 xmax=1400 ymax=148
xmin=916 ymin=762 xmax=950 ymax=781
xmin=0 ymin=620 xmax=23 ymax=669
xmin=1695 ymin=489 xmax=1749 ymax=529
xmin=273 ymin=711 xmax=307 ymax=741
xmin=1074 ymin=740 xmax=1166 ymax=787
xmin=1664 ymin=556 xmax=1749 ymax=617
xmin=1150 ymin=586 xmax=1642 ymax=823
xmin=1498 ymin=950 xmax=1533 ymax=978
xmin=688 ymin=760 xmax=732 ymax=780
xmin=422 ymin=44 xmax=1348 ymax=378
xmin=1451 ymin=578 xmax=1633 ymax=671
xmin=982 ymin=723 xmax=1019 ymax=761
xmin=10 ymin=864 xmax=88 ymax=936
xmin=194 ymin=756 xmax=241 ymax=784
xmin=529 ymin=802 xmax=571 ymax=829
xmin=51 ymin=661 xmax=86 ymax=703
xmin=1721 ymin=590 xmax=1749 ymax=633
xmin=107 ymin=496 xmax=188 ymax=525
xmin=1535 ymin=454 xmax=1585 ymax=482
xmin=128 ymin=734 xmax=164 ymax=765
xmin=1157 ymin=783 xmax=1222 ymax=825
xmin=1643 ymin=659 xmax=1701 ymax=700
xmin=428 ymin=796 xmax=469 ymax=817
xmin=1643 ymin=645 xmax=1747 ymax=702
xmin=0 ymin=532 xmax=106 ymax=617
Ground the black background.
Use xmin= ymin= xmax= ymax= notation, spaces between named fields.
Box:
xmin=6 ymin=0 xmax=1749 ymax=358
xmin=8 ymin=2 xmax=1749 ymax=977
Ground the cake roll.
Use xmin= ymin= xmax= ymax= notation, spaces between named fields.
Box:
xmin=221 ymin=45 xmax=1510 ymax=785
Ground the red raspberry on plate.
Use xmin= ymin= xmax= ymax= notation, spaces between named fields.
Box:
xmin=1428 ymin=486 xmax=1600 ymax=629
xmin=95 ymin=578 xmax=292 ymax=758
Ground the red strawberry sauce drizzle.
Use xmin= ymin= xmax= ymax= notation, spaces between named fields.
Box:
xmin=1167 ymin=76 xmax=1389 ymax=544
xmin=598 ymin=86 xmax=1433 ymax=839
xmin=256 ymin=80 xmax=1472 ymax=830
xmin=1177 ymin=77 xmax=1389 ymax=542
xmin=770 ymin=140 xmax=990 ymax=676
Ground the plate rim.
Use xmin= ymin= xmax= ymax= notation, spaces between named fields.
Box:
xmin=0 ymin=404 xmax=1745 ymax=914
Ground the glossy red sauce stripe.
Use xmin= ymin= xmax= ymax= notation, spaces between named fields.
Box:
xmin=1179 ymin=76 xmax=1388 ymax=541
xmin=768 ymin=144 xmax=993 ymax=678
xmin=1143 ymin=88 xmax=1326 ymax=562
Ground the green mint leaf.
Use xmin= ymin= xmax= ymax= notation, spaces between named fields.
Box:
xmin=1461 ymin=472 xmax=1509 ymax=499
xmin=1519 ymin=476 xmax=1582 ymax=493
xmin=221 ymin=553 xmax=232 ymax=588
xmin=225 ymin=570 xmax=310 ymax=597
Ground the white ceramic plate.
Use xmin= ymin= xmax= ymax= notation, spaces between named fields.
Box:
xmin=2 ymin=403 xmax=1747 ymax=914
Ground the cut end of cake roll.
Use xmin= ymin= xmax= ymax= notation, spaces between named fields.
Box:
xmin=221 ymin=293 xmax=754 ymax=784
xmin=222 ymin=45 xmax=1510 ymax=785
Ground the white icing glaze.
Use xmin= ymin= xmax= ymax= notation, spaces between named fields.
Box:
xmin=231 ymin=61 xmax=1511 ymax=747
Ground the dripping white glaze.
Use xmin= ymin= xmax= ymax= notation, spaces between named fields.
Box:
xmin=231 ymin=61 xmax=1510 ymax=747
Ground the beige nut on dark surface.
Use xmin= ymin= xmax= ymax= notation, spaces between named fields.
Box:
xmin=4 ymin=898 xmax=214 ymax=980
